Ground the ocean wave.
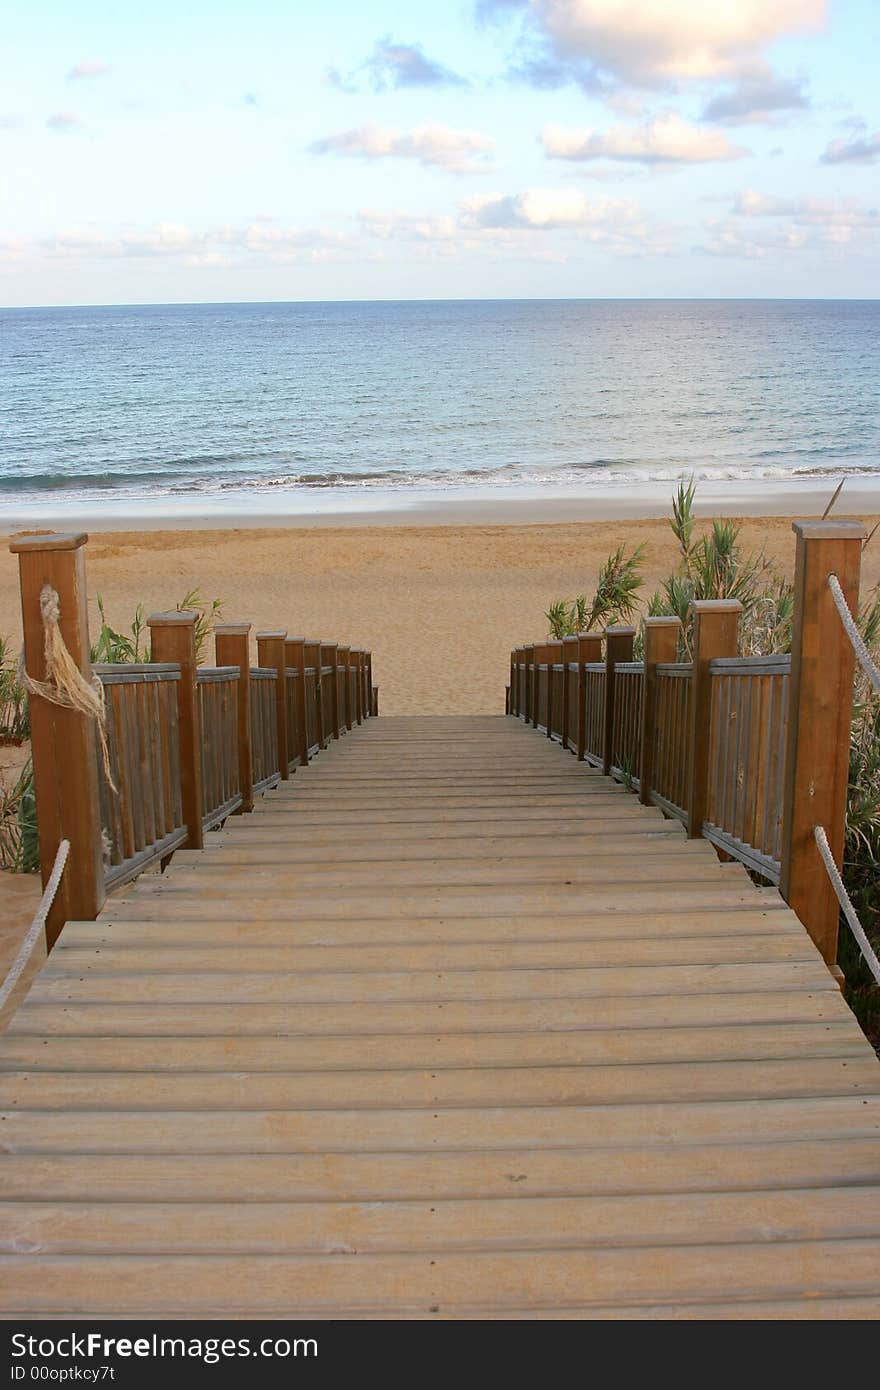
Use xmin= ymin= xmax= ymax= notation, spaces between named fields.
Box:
xmin=0 ymin=469 xmax=189 ymax=493
xmin=3 ymin=456 xmax=879 ymax=507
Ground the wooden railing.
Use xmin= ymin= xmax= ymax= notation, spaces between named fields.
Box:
xmin=609 ymin=661 xmax=643 ymax=788
xmin=508 ymin=520 xmax=868 ymax=973
xmin=95 ymin=663 xmax=187 ymax=891
xmin=250 ymin=668 xmax=281 ymax=795
xmin=10 ymin=532 xmax=377 ymax=948
xmin=197 ymin=666 xmax=242 ymax=831
xmin=704 ymin=654 xmax=790 ymax=880
xmin=650 ymin=663 xmax=691 ymax=822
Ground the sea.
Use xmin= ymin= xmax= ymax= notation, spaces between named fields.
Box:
xmin=1 ymin=299 xmax=878 ymax=521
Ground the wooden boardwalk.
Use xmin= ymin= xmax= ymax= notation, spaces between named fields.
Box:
xmin=2 ymin=714 xmax=879 ymax=1319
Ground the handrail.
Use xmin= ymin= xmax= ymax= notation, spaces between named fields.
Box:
xmin=507 ymin=519 xmax=868 ymax=972
xmin=9 ymin=529 xmax=379 ymax=957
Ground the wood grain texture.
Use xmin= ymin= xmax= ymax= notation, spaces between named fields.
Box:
xmin=1 ymin=713 xmax=877 ymax=1320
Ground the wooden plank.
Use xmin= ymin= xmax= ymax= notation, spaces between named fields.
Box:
xmin=3 ymin=1057 xmax=876 ymax=1111
xmin=3 ymin=1241 xmax=880 ymax=1314
xmin=185 ymin=815 xmax=692 ymax=845
xmin=45 ymin=932 xmax=819 ymax=976
xmin=3 ymin=1096 xmax=880 ymax=1155
xmin=66 ymin=905 xmax=798 ymax=948
xmin=155 ymin=853 xmax=730 ymax=892
xmin=0 ymin=1021 xmax=865 ymax=1074
xmin=193 ymin=823 xmax=688 ymax=854
xmin=3 ymin=1188 xmax=880 ymax=1256
xmin=106 ymin=886 xmax=790 ymax=920
xmin=28 ymin=961 xmax=837 ymax=1006
xmin=4 ymin=1138 xmax=879 ymax=1201
xmin=169 ymin=833 xmax=695 ymax=868
xmin=7 ymin=990 xmax=854 ymax=1037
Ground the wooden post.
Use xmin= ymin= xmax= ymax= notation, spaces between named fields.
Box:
xmin=372 ymin=684 xmax=379 ymax=717
xmin=561 ymin=636 xmax=578 ymax=749
xmin=303 ymin=640 xmax=324 ymax=748
xmin=11 ymin=532 xmax=105 ymax=946
xmin=284 ymin=638 xmax=309 ymax=766
xmin=321 ymin=643 xmax=340 ymax=740
xmin=256 ymin=630 xmax=289 ymax=779
xmin=546 ymin=640 xmax=564 ymax=739
xmin=639 ymin=617 xmax=681 ymax=807
xmin=780 ymin=520 xmax=865 ymax=970
xmin=531 ymin=644 xmax=550 ymax=730
xmin=517 ymin=642 xmax=531 ymax=722
xmin=214 ymin=623 xmax=253 ymax=813
xmin=575 ymin=632 xmax=602 ymax=763
xmin=337 ymin=645 xmax=351 ymax=731
xmin=509 ymin=649 xmax=517 ymax=717
xmin=148 ymin=610 xmax=204 ymax=849
xmin=685 ymin=600 xmax=741 ymax=839
xmin=365 ymin=652 xmax=374 ymax=718
xmin=350 ymin=649 xmax=362 ymax=725
xmin=602 ymin=626 xmax=635 ymax=776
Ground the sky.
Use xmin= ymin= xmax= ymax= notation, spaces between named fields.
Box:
xmin=2 ymin=0 xmax=879 ymax=305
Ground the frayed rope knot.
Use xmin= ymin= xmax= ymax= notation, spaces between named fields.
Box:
xmin=40 ymin=585 xmax=61 ymax=627
xmin=18 ymin=583 xmax=117 ymax=792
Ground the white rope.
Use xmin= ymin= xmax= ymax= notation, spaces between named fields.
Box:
xmin=813 ymin=824 xmax=880 ymax=987
xmin=17 ymin=583 xmax=116 ymax=789
xmin=0 ymin=839 xmax=69 ymax=1014
xmin=828 ymin=573 xmax=880 ymax=695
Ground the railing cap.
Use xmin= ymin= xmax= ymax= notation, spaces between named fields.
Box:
xmin=284 ymin=636 xmax=306 ymax=644
xmin=688 ymin=599 xmax=743 ymax=614
xmin=605 ymin=625 xmax=637 ymax=637
xmin=255 ymin=629 xmax=287 ymax=640
xmin=643 ymin=615 xmax=682 ymax=628
xmin=792 ymin=519 xmax=867 ymax=541
xmin=214 ymin=622 xmax=251 ymax=636
xmin=9 ymin=531 xmax=88 ymax=554
xmin=147 ymin=609 xmax=198 ymax=626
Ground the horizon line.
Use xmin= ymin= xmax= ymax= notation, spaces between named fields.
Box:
xmin=2 ymin=294 xmax=880 ymax=312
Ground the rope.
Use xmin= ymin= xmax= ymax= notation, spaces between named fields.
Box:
xmin=814 ymin=824 xmax=880 ymax=987
xmin=0 ymin=839 xmax=69 ymax=1015
xmin=828 ymin=573 xmax=880 ymax=695
xmin=17 ymin=584 xmax=116 ymax=789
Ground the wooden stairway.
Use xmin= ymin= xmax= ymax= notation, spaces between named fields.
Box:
xmin=2 ymin=715 xmax=879 ymax=1319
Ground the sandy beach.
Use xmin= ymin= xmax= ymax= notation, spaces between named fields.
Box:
xmin=2 ymin=508 xmax=878 ymax=717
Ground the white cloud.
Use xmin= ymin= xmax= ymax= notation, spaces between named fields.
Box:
xmin=485 ymin=0 xmax=825 ymax=96
xmin=541 ymin=113 xmax=747 ymax=164
xmin=67 ymin=60 xmax=110 ymax=80
xmin=820 ymin=131 xmax=880 ymax=165
xmin=33 ymin=221 xmax=351 ymax=267
xmin=310 ymin=123 xmax=494 ymax=172
xmin=359 ymin=209 xmax=459 ymax=242
xmin=461 ymin=187 xmax=632 ymax=230
xmin=701 ymin=221 xmax=811 ymax=258
xmin=702 ymin=187 xmax=880 ymax=256
xmin=732 ymin=189 xmax=880 ymax=232
xmin=46 ymin=112 xmax=81 ymax=132
xmin=358 ymin=191 xmax=678 ymax=259
xmin=702 ymin=74 xmax=809 ymax=124
xmin=327 ymin=36 xmax=467 ymax=92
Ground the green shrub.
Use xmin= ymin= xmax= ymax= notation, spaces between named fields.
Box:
xmin=0 ymin=636 xmax=29 ymax=742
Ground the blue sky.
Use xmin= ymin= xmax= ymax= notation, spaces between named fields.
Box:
xmin=2 ymin=1 xmax=878 ymax=304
